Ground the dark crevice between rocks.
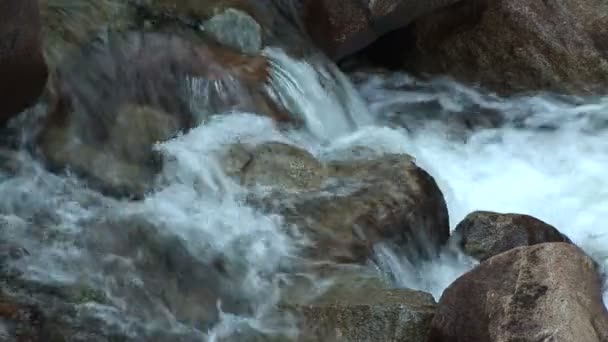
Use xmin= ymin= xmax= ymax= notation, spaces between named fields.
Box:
xmin=338 ymin=0 xmax=488 ymax=73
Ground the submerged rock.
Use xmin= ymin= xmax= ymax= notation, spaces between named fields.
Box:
xmin=37 ymin=31 xmax=290 ymax=198
xmin=134 ymin=0 xmax=463 ymax=61
xmin=0 ymin=0 xmax=48 ymax=124
xmin=361 ymin=0 xmax=608 ymax=95
xmin=427 ymin=243 xmax=608 ymax=342
xmin=452 ymin=211 xmax=572 ymax=261
xmin=40 ymin=0 xmax=134 ymax=68
xmin=228 ymin=142 xmax=450 ymax=264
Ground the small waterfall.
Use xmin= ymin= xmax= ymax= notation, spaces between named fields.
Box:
xmin=0 ymin=43 xmax=382 ymax=340
xmin=264 ymin=48 xmax=373 ymax=142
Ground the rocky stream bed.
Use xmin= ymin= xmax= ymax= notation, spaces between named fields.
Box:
xmin=0 ymin=0 xmax=607 ymax=341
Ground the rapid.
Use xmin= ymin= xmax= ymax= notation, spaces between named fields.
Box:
xmin=0 ymin=46 xmax=607 ymax=340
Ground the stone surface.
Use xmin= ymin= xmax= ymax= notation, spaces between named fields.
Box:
xmin=301 ymin=0 xmax=462 ymax=60
xmin=229 ymin=142 xmax=450 ymax=264
xmin=37 ymin=31 xmax=290 ymax=198
xmin=293 ymin=287 xmax=436 ymax=341
xmin=203 ymin=8 xmax=262 ymax=54
xmin=363 ymin=0 xmax=608 ymax=95
xmin=453 ymin=211 xmax=572 ymax=261
xmin=40 ymin=0 xmax=133 ymax=67
xmin=133 ymin=0 xmax=462 ymax=60
xmin=279 ymin=264 xmax=436 ymax=342
xmin=0 ymin=0 xmax=48 ymax=123
xmin=427 ymin=243 xmax=608 ymax=342
xmin=0 ymin=213 xmax=243 ymax=341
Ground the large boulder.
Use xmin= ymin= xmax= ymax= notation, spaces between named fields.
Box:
xmin=0 ymin=0 xmax=48 ymax=123
xmin=225 ymin=142 xmax=450 ymax=264
xmin=300 ymin=0 xmax=462 ymax=60
xmin=361 ymin=0 xmax=608 ymax=95
xmin=427 ymin=243 xmax=608 ymax=342
xmin=453 ymin=211 xmax=572 ymax=261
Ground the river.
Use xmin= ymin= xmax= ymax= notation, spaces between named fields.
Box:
xmin=0 ymin=45 xmax=606 ymax=340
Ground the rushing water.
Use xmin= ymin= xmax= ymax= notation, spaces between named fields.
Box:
xmin=352 ymin=72 xmax=608 ymax=304
xmin=1 ymin=42 xmax=607 ymax=340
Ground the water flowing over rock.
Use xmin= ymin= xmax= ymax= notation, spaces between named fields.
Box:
xmin=427 ymin=243 xmax=608 ymax=342
xmin=231 ymin=142 xmax=450 ymax=264
xmin=359 ymin=0 xmax=608 ymax=95
xmin=452 ymin=211 xmax=572 ymax=261
xmin=2 ymin=0 xmax=608 ymax=341
xmin=37 ymin=30 xmax=290 ymax=198
xmin=0 ymin=0 xmax=48 ymax=123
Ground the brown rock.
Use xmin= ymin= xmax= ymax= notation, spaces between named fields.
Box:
xmin=40 ymin=0 xmax=133 ymax=68
xmin=238 ymin=143 xmax=450 ymax=264
xmin=453 ymin=211 xmax=571 ymax=261
xmin=0 ymin=290 xmax=46 ymax=341
xmin=427 ymin=243 xmax=608 ymax=342
xmin=302 ymin=0 xmax=461 ymax=60
xmin=0 ymin=0 xmax=48 ymax=123
xmin=367 ymin=0 xmax=608 ymax=95
xmin=293 ymin=287 xmax=436 ymax=341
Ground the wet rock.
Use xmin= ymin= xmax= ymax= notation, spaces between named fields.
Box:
xmin=84 ymin=216 xmax=245 ymax=332
xmin=203 ymin=8 xmax=262 ymax=54
xmin=288 ymin=285 xmax=436 ymax=341
xmin=0 ymin=290 xmax=47 ymax=342
xmin=40 ymin=103 xmax=178 ymax=198
xmin=453 ymin=211 xmax=572 ymax=261
xmin=134 ymin=0 xmax=462 ymax=60
xmin=232 ymin=142 xmax=450 ymax=264
xmin=301 ymin=0 xmax=462 ymax=60
xmin=427 ymin=243 xmax=608 ymax=342
xmin=364 ymin=0 xmax=608 ymax=95
xmin=225 ymin=142 xmax=327 ymax=192
xmin=40 ymin=0 xmax=134 ymax=68
xmin=0 ymin=218 xmax=218 ymax=342
xmin=37 ymin=31 xmax=290 ymax=198
xmin=0 ymin=0 xmax=48 ymax=124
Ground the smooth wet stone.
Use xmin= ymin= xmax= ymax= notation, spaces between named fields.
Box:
xmin=452 ymin=211 xmax=572 ymax=261
xmin=203 ymin=8 xmax=262 ymax=54
xmin=226 ymin=142 xmax=450 ymax=264
xmin=428 ymin=243 xmax=608 ymax=342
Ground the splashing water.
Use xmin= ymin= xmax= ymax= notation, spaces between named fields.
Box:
xmin=1 ymin=36 xmax=608 ymax=341
xmin=353 ymin=72 xmax=608 ymax=304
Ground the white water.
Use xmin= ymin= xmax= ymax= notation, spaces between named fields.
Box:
xmin=354 ymin=72 xmax=608 ymax=304
xmin=1 ymin=44 xmax=607 ymax=340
